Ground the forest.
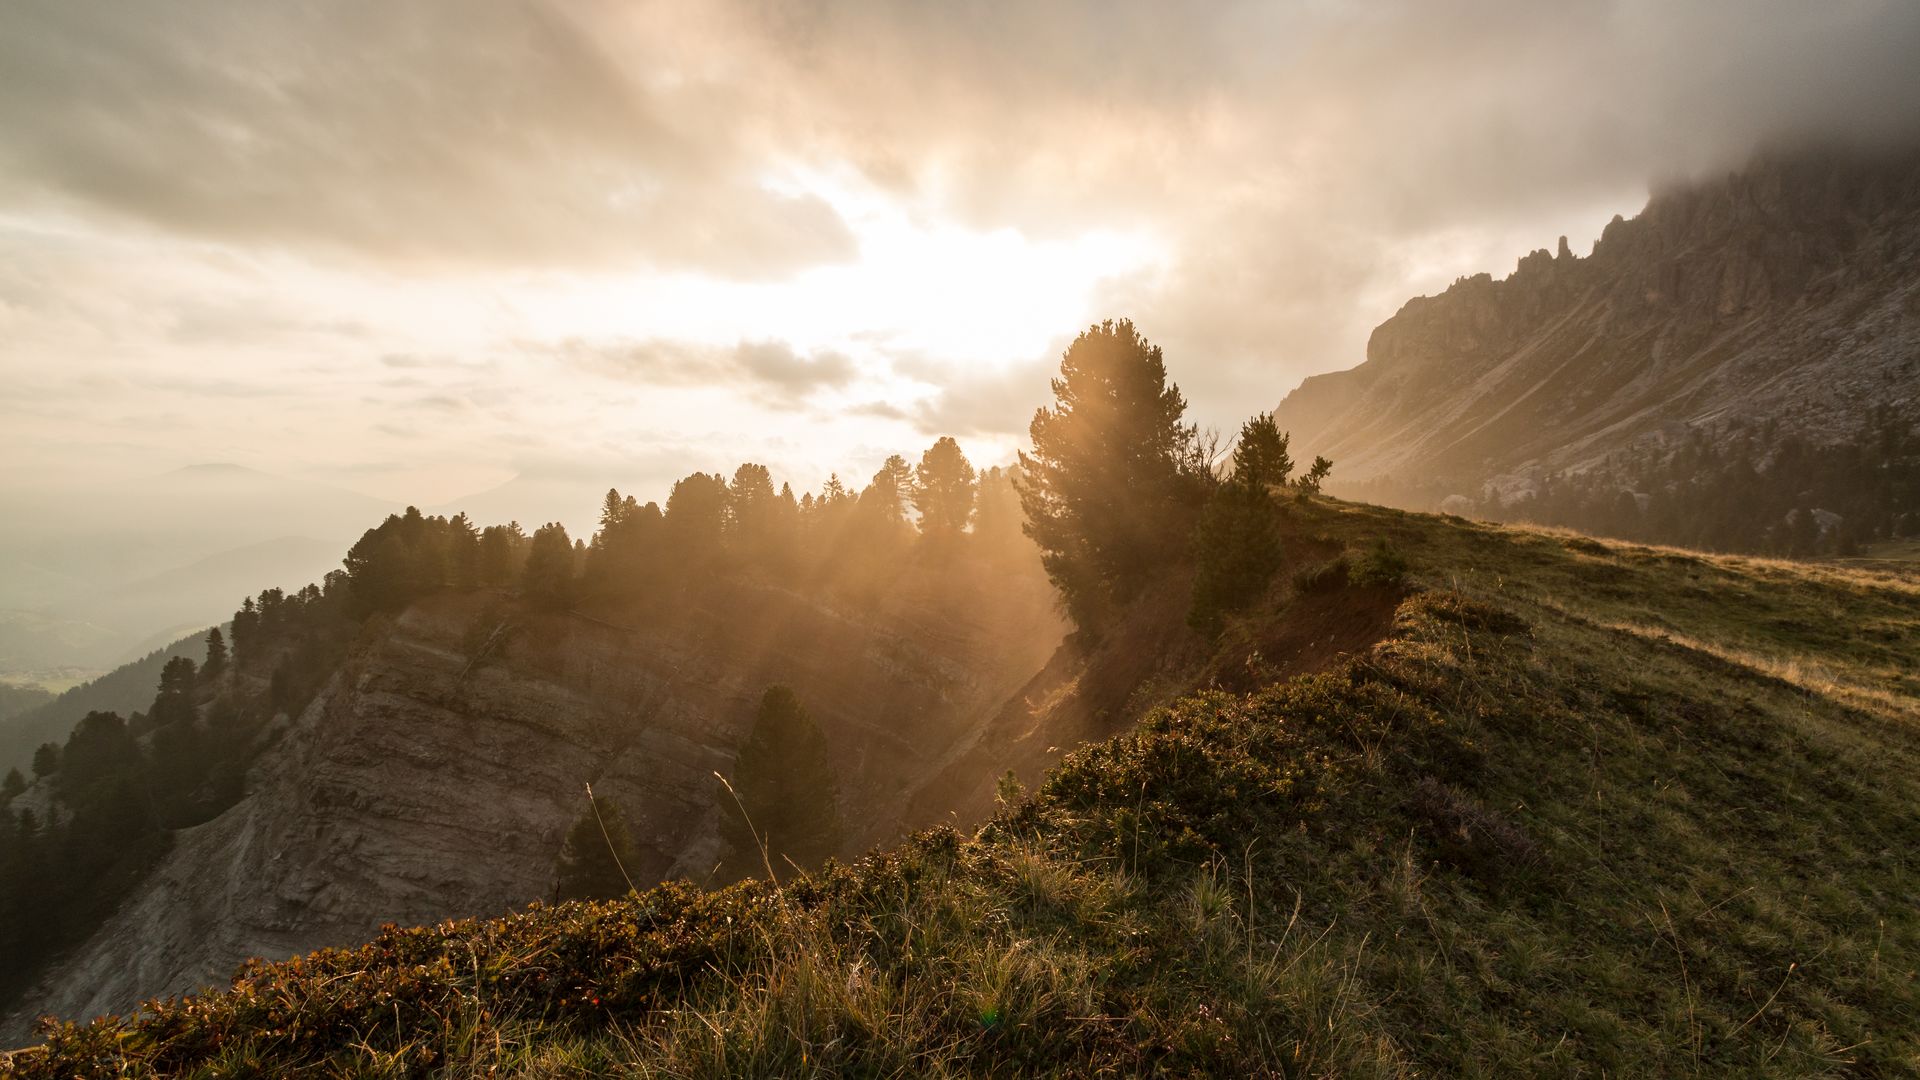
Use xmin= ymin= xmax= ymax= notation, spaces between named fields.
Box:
xmin=0 ymin=320 xmax=1335 ymax=1007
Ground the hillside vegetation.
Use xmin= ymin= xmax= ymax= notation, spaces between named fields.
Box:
xmin=9 ymin=499 xmax=1916 ymax=1077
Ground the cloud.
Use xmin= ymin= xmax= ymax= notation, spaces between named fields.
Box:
xmin=6 ymin=0 xmax=1919 ymax=510
xmin=0 ymin=2 xmax=856 ymax=277
xmin=732 ymin=341 xmax=859 ymax=391
xmin=549 ymin=337 xmax=859 ymax=395
xmin=711 ymin=0 xmax=1920 ymax=407
xmin=885 ymin=354 xmax=1057 ymax=438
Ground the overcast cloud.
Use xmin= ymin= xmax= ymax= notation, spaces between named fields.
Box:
xmin=2 ymin=0 xmax=1917 ymax=509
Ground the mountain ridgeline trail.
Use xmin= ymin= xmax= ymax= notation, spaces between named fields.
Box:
xmin=7 ymin=499 xmax=1917 ymax=1077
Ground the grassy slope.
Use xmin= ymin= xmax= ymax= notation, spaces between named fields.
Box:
xmin=7 ymin=500 xmax=1918 ymax=1078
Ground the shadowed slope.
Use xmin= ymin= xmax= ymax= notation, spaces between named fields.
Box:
xmin=9 ymin=500 xmax=1917 ymax=1076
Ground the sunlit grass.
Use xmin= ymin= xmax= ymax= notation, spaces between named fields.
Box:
xmin=11 ymin=499 xmax=1920 ymax=1077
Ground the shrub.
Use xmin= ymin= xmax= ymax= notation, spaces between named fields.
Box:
xmin=1349 ymin=540 xmax=1409 ymax=588
xmin=1406 ymin=777 xmax=1542 ymax=886
xmin=1292 ymin=557 xmax=1350 ymax=595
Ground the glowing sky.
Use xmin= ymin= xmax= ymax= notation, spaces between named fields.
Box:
xmin=3 ymin=1 xmax=1918 ymax=514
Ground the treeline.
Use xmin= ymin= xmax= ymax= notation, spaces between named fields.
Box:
xmin=1 ymin=316 xmax=1341 ymax=1003
xmin=338 ymin=441 xmax=1031 ymax=617
xmin=1478 ymin=409 xmax=1920 ymax=556
xmin=537 ymin=320 xmax=1349 ymax=897
xmin=0 ymin=639 xmax=240 ymax=1002
xmin=1 ymin=575 xmax=359 ymax=1003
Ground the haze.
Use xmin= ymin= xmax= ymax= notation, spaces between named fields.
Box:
xmin=3 ymin=0 xmax=1918 ymax=679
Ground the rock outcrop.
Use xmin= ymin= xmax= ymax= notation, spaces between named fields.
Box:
xmin=6 ymin=564 xmax=1064 ymax=1037
xmin=1274 ymin=145 xmax=1920 ymax=499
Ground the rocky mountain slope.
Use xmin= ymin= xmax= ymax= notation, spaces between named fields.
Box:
xmin=1274 ymin=145 xmax=1920 ymax=502
xmin=4 ymin=558 xmax=1066 ymax=1039
xmin=11 ymin=500 xmax=1917 ymax=1076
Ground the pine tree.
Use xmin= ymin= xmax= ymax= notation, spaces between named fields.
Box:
xmin=1296 ymin=456 xmax=1333 ymax=499
xmin=664 ymin=472 xmax=729 ymax=569
xmin=1 ymin=768 xmax=23 ymax=802
xmin=31 ymin=743 xmax=57 ymax=778
xmin=1017 ymin=319 xmax=1201 ymax=630
xmin=1231 ymin=414 xmax=1293 ymax=489
xmin=913 ymin=436 xmax=978 ymax=537
xmin=863 ymin=455 xmax=914 ymax=527
xmin=719 ymin=686 xmax=844 ymax=878
xmin=478 ymin=523 xmax=529 ymax=586
xmin=553 ymin=790 xmax=639 ymax=902
xmin=231 ymin=596 xmax=259 ymax=668
xmin=727 ymin=463 xmax=779 ymax=558
xmin=521 ymin=523 xmax=576 ymax=610
xmin=1187 ymin=484 xmax=1283 ymax=635
xmin=1188 ymin=413 xmax=1291 ymax=634
xmin=446 ymin=512 xmax=481 ymax=588
xmin=202 ymin=627 xmax=228 ymax=679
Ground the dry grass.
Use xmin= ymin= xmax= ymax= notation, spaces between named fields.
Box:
xmin=10 ymin=499 xmax=1920 ymax=1077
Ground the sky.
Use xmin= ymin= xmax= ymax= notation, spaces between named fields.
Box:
xmin=4 ymin=0 xmax=1920 ymax=518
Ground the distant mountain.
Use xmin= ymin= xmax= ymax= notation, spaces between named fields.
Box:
xmin=0 ymin=465 xmax=396 ymax=679
xmin=0 ymin=609 xmax=124 ymax=676
xmin=1275 ymin=145 xmax=1920 ymax=529
xmin=71 ymin=535 xmax=342 ymax=646
xmin=0 ymin=684 xmax=52 ymax=726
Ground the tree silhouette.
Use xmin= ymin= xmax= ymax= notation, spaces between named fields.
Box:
xmin=553 ymin=791 xmax=639 ymax=902
xmin=1231 ymin=414 xmax=1293 ymax=489
xmin=913 ymin=436 xmax=978 ymax=537
xmin=201 ymin=627 xmax=228 ymax=679
xmin=1017 ymin=319 xmax=1202 ymax=630
xmin=664 ymin=472 xmax=729 ymax=569
xmin=727 ymin=463 xmax=780 ymax=562
xmin=719 ymin=686 xmax=843 ymax=878
xmin=521 ymin=523 xmax=576 ymax=610
xmin=1189 ymin=414 xmax=1305 ymax=632
xmin=1296 ymin=456 xmax=1333 ymax=499
xmin=477 ymin=522 xmax=529 ymax=586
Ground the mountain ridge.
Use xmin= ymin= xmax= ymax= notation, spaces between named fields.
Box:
xmin=9 ymin=499 xmax=1917 ymax=1075
xmin=1274 ymin=144 xmax=1920 ymax=505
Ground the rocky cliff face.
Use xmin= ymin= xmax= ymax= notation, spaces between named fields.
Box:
xmin=6 ymin=562 xmax=1063 ymax=1037
xmin=1274 ymin=146 xmax=1920 ymax=499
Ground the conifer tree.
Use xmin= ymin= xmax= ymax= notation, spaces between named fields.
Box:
xmin=553 ymin=791 xmax=639 ymax=902
xmin=446 ymin=512 xmax=481 ymax=588
xmin=1 ymin=767 xmax=23 ymax=802
xmin=719 ymin=686 xmax=844 ymax=878
xmin=231 ymin=596 xmax=259 ymax=668
xmin=1189 ymin=413 xmax=1289 ymax=634
xmin=727 ymin=463 xmax=779 ymax=558
xmin=1232 ymin=414 xmax=1293 ymax=489
xmin=521 ymin=523 xmax=577 ymax=610
xmin=1296 ymin=456 xmax=1333 ymax=499
xmin=1017 ymin=319 xmax=1202 ymax=630
xmin=863 ymin=455 xmax=914 ymax=527
xmin=202 ymin=627 xmax=228 ymax=679
xmin=913 ymin=436 xmax=978 ymax=537
xmin=477 ymin=522 xmax=529 ymax=586
xmin=664 ymin=472 xmax=729 ymax=569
